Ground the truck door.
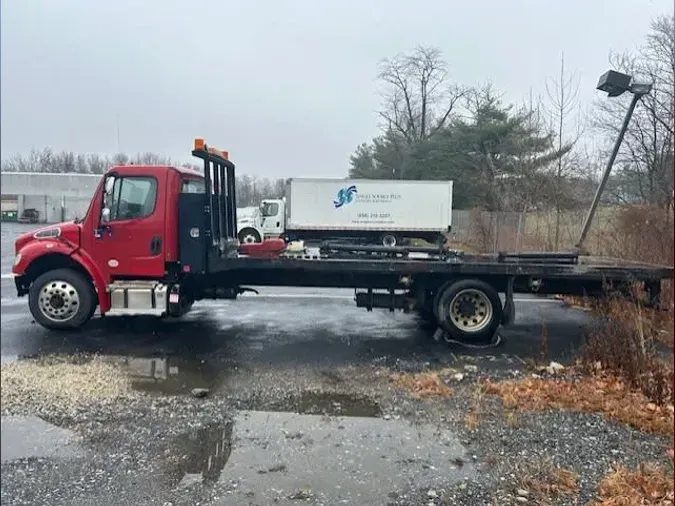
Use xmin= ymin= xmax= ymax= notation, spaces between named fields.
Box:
xmin=87 ymin=173 xmax=167 ymax=279
xmin=260 ymin=200 xmax=284 ymax=237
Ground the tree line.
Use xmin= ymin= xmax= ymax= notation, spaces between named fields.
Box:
xmin=349 ymin=15 xmax=673 ymax=214
xmin=0 ymin=149 xmax=286 ymax=207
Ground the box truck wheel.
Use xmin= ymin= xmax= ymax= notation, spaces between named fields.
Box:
xmin=238 ymin=228 xmax=261 ymax=244
xmin=381 ymin=233 xmax=399 ymax=248
xmin=28 ymin=268 xmax=96 ymax=330
xmin=435 ymin=279 xmax=502 ymax=343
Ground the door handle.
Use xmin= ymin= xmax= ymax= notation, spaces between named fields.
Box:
xmin=150 ymin=236 xmax=163 ymax=256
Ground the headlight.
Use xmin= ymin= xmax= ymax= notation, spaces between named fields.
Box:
xmin=13 ymin=253 xmax=22 ymax=266
xmin=33 ymin=227 xmax=61 ymax=239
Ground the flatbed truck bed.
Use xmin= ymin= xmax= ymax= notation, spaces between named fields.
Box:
xmin=228 ymin=254 xmax=672 ymax=283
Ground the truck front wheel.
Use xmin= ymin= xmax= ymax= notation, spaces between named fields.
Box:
xmin=435 ymin=279 xmax=503 ymax=343
xmin=28 ymin=268 xmax=96 ymax=330
xmin=238 ymin=228 xmax=262 ymax=244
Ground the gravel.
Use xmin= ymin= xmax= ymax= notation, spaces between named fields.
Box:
xmin=1 ymin=355 xmax=671 ymax=506
xmin=1 ymin=355 xmax=133 ymax=415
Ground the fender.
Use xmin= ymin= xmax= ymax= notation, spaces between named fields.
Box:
xmin=14 ymin=240 xmax=111 ymax=314
xmin=13 ymin=239 xmax=76 ymax=275
xmin=70 ymin=249 xmax=111 ymax=313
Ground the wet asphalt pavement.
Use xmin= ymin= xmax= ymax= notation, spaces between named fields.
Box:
xmin=0 ymin=222 xmax=607 ymax=506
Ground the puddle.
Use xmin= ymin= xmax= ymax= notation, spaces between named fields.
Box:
xmin=269 ymin=391 xmax=381 ymax=417
xmin=162 ymin=421 xmax=234 ymax=489
xmin=1 ymin=415 xmax=86 ymax=462
xmin=222 ymin=410 xmax=474 ymax=505
xmin=105 ymin=355 xmax=219 ymax=395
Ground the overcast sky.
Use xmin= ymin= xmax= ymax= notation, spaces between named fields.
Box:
xmin=1 ymin=0 xmax=671 ymax=178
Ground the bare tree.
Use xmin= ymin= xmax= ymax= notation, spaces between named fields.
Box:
xmin=593 ymin=15 xmax=674 ymax=209
xmin=545 ymin=52 xmax=584 ymax=249
xmin=377 ymin=46 xmax=466 ymax=145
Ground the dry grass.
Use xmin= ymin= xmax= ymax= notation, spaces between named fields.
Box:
xmin=390 ymin=368 xmax=455 ymax=399
xmin=461 ymin=203 xmax=673 ymax=260
xmin=576 ymin=296 xmax=674 ymax=407
xmin=483 ymin=376 xmax=674 ymax=436
xmin=589 ymin=462 xmax=674 ymax=505
xmin=515 ymin=459 xmax=580 ymax=505
xmin=567 ymin=292 xmax=674 ymax=350
xmin=1 ymin=356 xmax=132 ymax=412
xmin=462 ymin=206 xmax=617 ymax=253
xmin=598 ymin=204 xmax=674 ymax=267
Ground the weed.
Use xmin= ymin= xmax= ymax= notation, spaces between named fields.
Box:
xmin=578 ymin=296 xmax=674 ymax=406
xmin=464 ymin=384 xmax=485 ymax=431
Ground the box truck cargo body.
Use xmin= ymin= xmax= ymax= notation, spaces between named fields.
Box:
xmin=257 ymin=179 xmax=453 ymax=246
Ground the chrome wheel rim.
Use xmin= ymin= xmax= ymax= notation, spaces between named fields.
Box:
xmin=38 ymin=280 xmax=80 ymax=323
xmin=448 ymin=288 xmax=493 ymax=333
xmin=241 ymin=233 xmax=258 ymax=244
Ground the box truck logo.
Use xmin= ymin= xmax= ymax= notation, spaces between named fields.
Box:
xmin=333 ymin=185 xmax=358 ymax=208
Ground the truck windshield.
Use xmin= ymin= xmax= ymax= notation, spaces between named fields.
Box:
xmin=261 ymin=202 xmax=278 ymax=217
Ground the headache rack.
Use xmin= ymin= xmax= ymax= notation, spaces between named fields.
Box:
xmin=177 ymin=139 xmax=240 ymax=274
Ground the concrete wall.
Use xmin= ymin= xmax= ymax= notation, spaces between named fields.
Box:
xmin=0 ymin=172 xmax=101 ymax=223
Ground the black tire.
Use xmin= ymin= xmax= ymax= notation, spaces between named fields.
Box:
xmin=238 ymin=228 xmax=261 ymax=244
xmin=29 ymin=268 xmax=96 ymax=330
xmin=381 ymin=233 xmax=399 ymax=248
xmin=435 ymin=279 xmax=503 ymax=343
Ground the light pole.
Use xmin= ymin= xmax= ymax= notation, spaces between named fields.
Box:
xmin=575 ymin=70 xmax=653 ymax=252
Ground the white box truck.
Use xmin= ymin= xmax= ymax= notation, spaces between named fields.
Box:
xmin=236 ymin=179 xmax=453 ymax=247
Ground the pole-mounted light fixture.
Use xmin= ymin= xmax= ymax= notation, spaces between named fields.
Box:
xmin=575 ymin=70 xmax=652 ymax=252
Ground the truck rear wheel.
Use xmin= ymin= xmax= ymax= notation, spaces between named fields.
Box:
xmin=435 ymin=279 xmax=502 ymax=343
xmin=238 ymin=228 xmax=261 ymax=244
xmin=29 ymin=268 xmax=96 ymax=330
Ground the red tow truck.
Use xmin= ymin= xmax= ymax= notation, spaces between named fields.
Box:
xmin=11 ymin=139 xmax=674 ymax=343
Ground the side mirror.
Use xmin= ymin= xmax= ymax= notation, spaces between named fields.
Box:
xmin=101 ymin=207 xmax=111 ymax=224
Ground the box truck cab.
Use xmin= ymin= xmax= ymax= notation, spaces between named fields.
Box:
xmin=259 ymin=198 xmax=285 ymax=238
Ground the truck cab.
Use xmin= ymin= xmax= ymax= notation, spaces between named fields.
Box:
xmin=12 ymin=139 xmax=239 ymax=329
xmin=259 ymin=198 xmax=285 ymax=239
xmin=236 ymin=206 xmax=265 ymax=244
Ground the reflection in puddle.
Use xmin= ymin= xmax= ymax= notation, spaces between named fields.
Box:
xmin=104 ymin=356 xmax=219 ymax=395
xmin=269 ymin=391 xmax=381 ymax=418
xmin=163 ymin=421 xmax=233 ymax=488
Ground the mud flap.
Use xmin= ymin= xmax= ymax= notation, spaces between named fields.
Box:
xmin=501 ymin=276 xmax=516 ymax=326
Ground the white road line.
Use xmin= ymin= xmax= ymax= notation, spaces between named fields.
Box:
xmin=0 ymin=298 xmax=24 ymax=306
